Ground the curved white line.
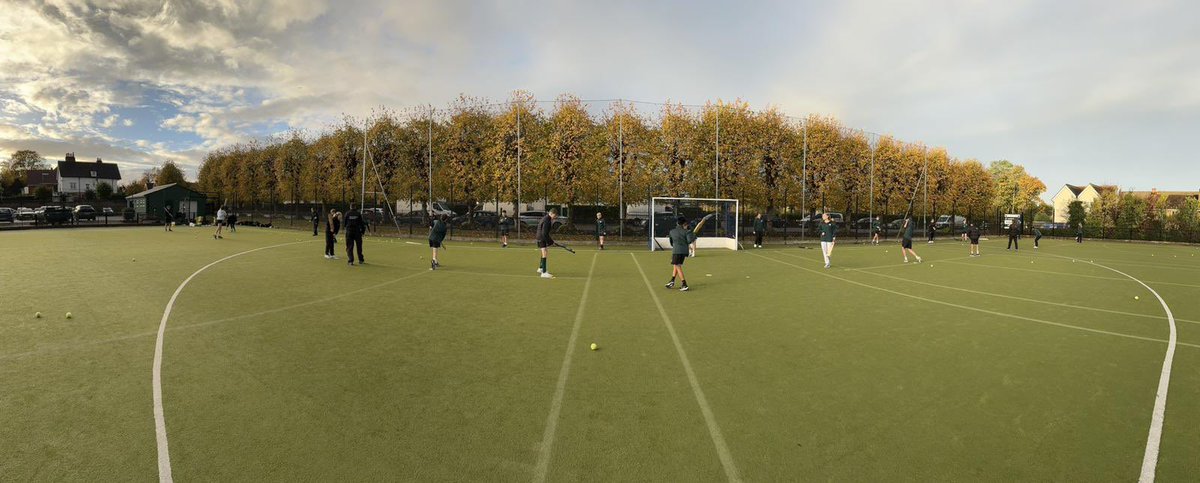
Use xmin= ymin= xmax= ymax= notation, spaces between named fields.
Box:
xmin=1043 ymin=254 xmax=1176 ymax=483
xmin=755 ymin=251 xmax=1178 ymax=482
xmin=153 ymin=241 xmax=308 ymax=483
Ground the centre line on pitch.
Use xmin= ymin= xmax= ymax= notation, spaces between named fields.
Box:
xmin=630 ymin=253 xmax=743 ymax=483
xmin=152 ymin=240 xmax=310 ymax=483
xmin=532 ymin=251 xmax=599 ymax=483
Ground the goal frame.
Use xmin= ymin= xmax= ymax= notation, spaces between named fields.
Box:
xmin=649 ymin=196 xmax=740 ymax=251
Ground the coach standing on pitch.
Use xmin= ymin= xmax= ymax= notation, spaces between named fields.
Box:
xmin=1007 ymin=217 xmax=1021 ymax=250
xmin=536 ymin=210 xmax=557 ymax=278
xmin=310 ymin=207 xmax=319 ymax=236
xmin=344 ymin=204 xmax=366 ymax=266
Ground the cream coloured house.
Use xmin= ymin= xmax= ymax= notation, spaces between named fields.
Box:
xmin=1051 ymin=184 xmax=1115 ymax=223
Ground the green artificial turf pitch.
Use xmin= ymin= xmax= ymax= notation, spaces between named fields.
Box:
xmin=2 ymin=227 xmax=1199 ymax=481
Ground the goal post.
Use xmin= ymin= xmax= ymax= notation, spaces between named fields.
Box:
xmin=649 ymin=197 xmax=740 ymax=251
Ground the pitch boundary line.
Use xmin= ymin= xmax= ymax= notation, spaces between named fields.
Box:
xmin=532 ymin=252 xmax=599 ymax=483
xmin=750 ymin=252 xmax=1180 ymax=347
xmin=1039 ymin=254 xmax=1177 ymax=483
xmin=753 ymin=251 xmax=1180 ymax=481
xmin=772 ymin=251 xmax=1200 ymax=327
xmin=152 ymin=240 xmax=310 ymax=483
xmin=630 ymin=253 xmax=742 ymax=482
xmin=938 ymin=259 xmax=1200 ymax=289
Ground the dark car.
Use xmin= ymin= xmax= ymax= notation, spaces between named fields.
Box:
xmin=39 ymin=206 xmax=74 ymax=225
xmin=451 ymin=211 xmax=499 ymax=229
xmin=74 ymin=205 xmax=97 ymax=220
xmin=394 ymin=210 xmax=427 ymax=226
xmin=101 ymin=207 xmax=115 ymax=217
xmin=0 ymin=207 xmax=14 ymax=222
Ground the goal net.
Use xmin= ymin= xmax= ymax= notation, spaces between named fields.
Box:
xmin=649 ymin=197 xmax=740 ymax=251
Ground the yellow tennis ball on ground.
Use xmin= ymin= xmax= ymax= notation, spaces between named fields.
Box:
xmin=1134 ymin=296 xmax=1140 ymax=300
xmin=590 ymin=343 xmax=597 ymax=351
xmin=65 ymin=312 xmax=72 ymax=319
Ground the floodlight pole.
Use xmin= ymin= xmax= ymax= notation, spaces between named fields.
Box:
xmin=869 ymin=135 xmax=875 ymax=238
xmin=801 ymin=120 xmax=807 ymax=243
xmin=922 ymin=145 xmax=928 ymax=236
xmin=516 ymin=104 xmax=522 ymax=239
xmin=428 ymin=106 xmax=433 ymax=215
xmin=361 ymin=121 xmax=367 ymax=208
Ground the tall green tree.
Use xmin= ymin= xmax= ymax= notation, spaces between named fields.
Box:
xmin=156 ymin=161 xmax=187 ymax=186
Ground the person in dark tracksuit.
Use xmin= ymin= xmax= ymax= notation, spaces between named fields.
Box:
xmin=536 ymin=210 xmax=558 ymax=278
xmin=967 ymin=223 xmax=981 ymax=256
xmin=1007 ymin=219 xmax=1021 ymax=250
xmin=901 ymin=217 xmax=922 ymax=263
xmin=1033 ymin=227 xmax=1043 ymax=248
xmin=665 ymin=216 xmax=697 ymax=291
xmin=163 ymin=205 xmax=174 ymax=231
xmin=499 ymin=209 xmax=512 ymax=248
xmin=310 ymin=208 xmax=319 ymax=236
xmin=595 ymin=212 xmax=607 ymax=250
xmin=429 ymin=214 xmax=447 ymax=270
xmin=1076 ymin=227 xmax=1084 ymax=243
xmin=324 ymin=209 xmax=340 ymax=259
xmin=344 ymin=205 xmax=365 ymax=266
xmin=753 ymin=213 xmax=766 ymax=248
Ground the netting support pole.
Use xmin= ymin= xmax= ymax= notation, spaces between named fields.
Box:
xmin=618 ymin=110 xmax=624 ymax=239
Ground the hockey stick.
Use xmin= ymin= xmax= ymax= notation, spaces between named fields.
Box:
xmin=553 ymin=242 xmax=576 ymax=254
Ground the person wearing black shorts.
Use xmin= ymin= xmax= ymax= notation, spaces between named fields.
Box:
xmin=429 ymin=214 xmax=447 ymax=270
xmin=967 ymin=223 xmax=981 ymax=256
xmin=900 ymin=217 xmax=922 ymax=263
xmin=499 ymin=209 xmax=511 ymax=247
xmin=665 ymin=216 xmax=696 ymax=291
xmin=163 ymin=204 xmax=174 ymax=232
xmin=595 ymin=212 xmax=607 ymax=250
xmin=536 ymin=210 xmax=557 ymax=278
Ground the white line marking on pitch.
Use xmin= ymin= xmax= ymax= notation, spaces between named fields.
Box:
xmin=1040 ymin=254 xmax=1177 ymax=483
xmin=750 ymin=252 xmax=1175 ymax=348
xmin=532 ymin=252 xmax=599 ymax=483
xmin=630 ymin=253 xmax=742 ymax=483
xmin=755 ymin=251 xmax=1180 ymax=482
xmin=152 ymin=240 xmax=309 ymax=483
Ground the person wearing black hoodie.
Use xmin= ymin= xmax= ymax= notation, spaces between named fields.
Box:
xmin=1007 ymin=218 xmax=1021 ymax=250
xmin=344 ymin=204 xmax=366 ymax=265
xmin=428 ymin=214 xmax=448 ymax=270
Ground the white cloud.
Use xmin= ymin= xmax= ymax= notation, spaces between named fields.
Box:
xmin=1 ymin=0 xmax=1198 ymax=192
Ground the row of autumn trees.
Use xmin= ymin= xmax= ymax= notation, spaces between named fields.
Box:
xmin=1068 ymin=191 xmax=1200 ymax=241
xmin=197 ymin=92 xmax=1046 ymax=226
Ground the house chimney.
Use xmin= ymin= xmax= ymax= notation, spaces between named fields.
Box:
xmin=66 ymin=152 xmax=76 ymax=162
xmin=96 ymin=157 xmax=102 ymax=163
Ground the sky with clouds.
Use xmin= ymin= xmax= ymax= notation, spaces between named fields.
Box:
xmin=2 ymin=0 xmax=1198 ymax=196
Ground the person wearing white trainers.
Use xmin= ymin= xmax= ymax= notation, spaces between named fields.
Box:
xmin=536 ymin=210 xmax=558 ymax=278
xmin=900 ymin=216 xmax=923 ymax=264
xmin=818 ymin=213 xmax=837 ymax=268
